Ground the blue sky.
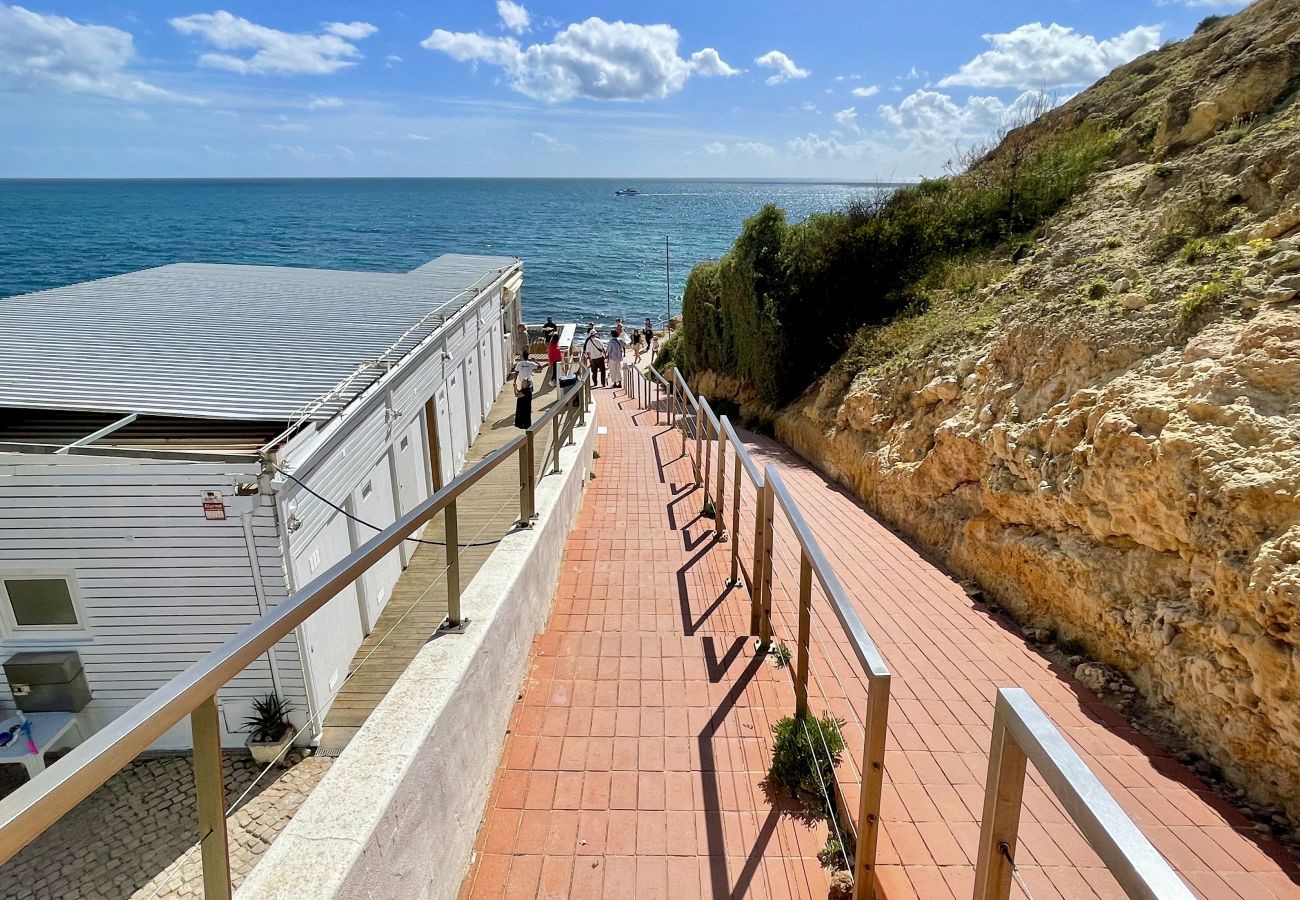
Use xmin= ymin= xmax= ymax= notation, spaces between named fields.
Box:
xmin=0 ymin=0 xmax=1251 ymax=178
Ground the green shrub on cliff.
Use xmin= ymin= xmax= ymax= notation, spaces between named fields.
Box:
xmin=677 ymin=122 xmax=1115 ymax=404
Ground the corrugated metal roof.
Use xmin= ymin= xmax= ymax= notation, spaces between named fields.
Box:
xmin=0 ymin=255 xmax=520 ymax=422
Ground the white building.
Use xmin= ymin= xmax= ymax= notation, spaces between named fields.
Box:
xmin=0 ymin=253 xmax=522 ymax=748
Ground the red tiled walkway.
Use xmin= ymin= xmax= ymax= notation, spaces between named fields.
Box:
xmin=461 ymin=386 xmax=1300 ymax=899
xmin=459 ymin=389 xmax=830 ymax=900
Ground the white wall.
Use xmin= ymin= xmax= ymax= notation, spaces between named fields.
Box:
xmin=0 ymin=454 xmax=308 ymax=748
xmin=273 ymin=276 xmax=511 ymax=725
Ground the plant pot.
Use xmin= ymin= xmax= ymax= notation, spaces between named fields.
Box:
xmin=246 ymin=727 xmax=294 ymax=766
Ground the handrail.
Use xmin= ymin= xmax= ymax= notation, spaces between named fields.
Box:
xmin=0 ymin=370 xmax=593 ymax=893
xmin=974 ymin=689 xmax=1195 ymax=900
xmin=765 ymin=468 xmax=890 ymax=679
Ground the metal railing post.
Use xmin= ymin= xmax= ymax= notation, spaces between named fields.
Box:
xmin=853 ymin=675 xmax=891 ymax=900
xmin=714 ymin=420 xmax=726 ymax=541
xmin=795 ymin=550 xmax=811 ymax=716
xmin=655 ymin=380 xmax=661 ymax=425
xmin=702 ymin=408 xmax=713 ymax=508
xmin=758 ymin=479 xmax=775 ymax=649
xmin=445 ymin=500 xmax=463 ymax=627
xmin=191 ymin=696 xmax=232 ymax=900
xmin=729 ymin=443 xmax=741 ymax=586
xmin=972 ymin=700 xmax=1028 ymax=900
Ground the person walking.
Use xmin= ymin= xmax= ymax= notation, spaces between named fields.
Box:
xmin=643 ymin=317 xmax=655 ymax=356
xmin=583 ymin=328 xmax=608 ymax=387
xmin=513 ymin=351 xmax=539 ymax=428
xmin=544 ymin=333 xmax=563 ymax=386
xmin=630 ymin=329 xmax=643 ymax=364
xmin=605 ymin=327 xmax=625 ymax=388
xmin=541 ymin=316 xmax=558 ymax=343
xmin=513 ymin=322 xmax=529 ymax=360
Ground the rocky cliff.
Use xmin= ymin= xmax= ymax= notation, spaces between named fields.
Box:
xmin=725 ymin=1 xmax=1300 ymax=826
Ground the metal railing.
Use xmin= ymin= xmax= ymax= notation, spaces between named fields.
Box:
xmin=626 ymin=365 xmax=1193 ymax=900
xmin=0 ymin=372 xmax=593 ymax=899
xmin=974 ymin=688 xmax=1196 ymax=900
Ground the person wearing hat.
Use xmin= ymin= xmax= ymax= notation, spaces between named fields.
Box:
xmin=605 ymin=327 xmax=625 ymax=388
xmin=583 ymin=327 xmax=608 ymax=387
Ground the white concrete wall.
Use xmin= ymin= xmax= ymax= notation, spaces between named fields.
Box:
xmin=236 ymin=403 xmax=598 ymax=900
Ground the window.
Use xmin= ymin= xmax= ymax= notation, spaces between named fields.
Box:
xmin=0 ymin=573 xmax=87 ymax=637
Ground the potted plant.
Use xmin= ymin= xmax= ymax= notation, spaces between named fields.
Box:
xmin=242 ymin=692 xmax=294 ymax=765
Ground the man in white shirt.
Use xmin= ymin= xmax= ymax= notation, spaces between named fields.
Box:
xmin=512 ymin=352 xmax=539 ymax=428
xmin=583 ymin=328 xmax=608 ymax=387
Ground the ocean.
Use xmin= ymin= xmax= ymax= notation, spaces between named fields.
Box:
xmin=0 ymin=178 xmax=890 ymax=324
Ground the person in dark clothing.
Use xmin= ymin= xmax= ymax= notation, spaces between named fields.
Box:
xmin=513 ymin=351 xmax=538 ymax=428
xmin=541 ymin=317 xmax=558 ymax=343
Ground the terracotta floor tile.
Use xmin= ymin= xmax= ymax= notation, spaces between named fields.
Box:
xmin=454 ymin=390 xmax=1300 ymax=900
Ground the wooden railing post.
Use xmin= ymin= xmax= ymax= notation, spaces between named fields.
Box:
xmin=551 ymin=414 xmax=562 ymax=474
xmin=795 ymin=551 xmax=812 ymax=716
xmin=758 ymin=479 xmax=775 ymax=649
xmin=729 ymin=444 xmax=742 ymax=586
xmin=191 ymin=696 xmax=232 ymax=900
xmin=445 ymin=500 xmax=463 ymax=627
xmin=853 ymin=675 xmax=890 ymax=900
xmin=972 ymin=698 xmax=1028 ymax=900
xmin=749 ymin=478 xmax=766 ymax=638
xmin=713 ymin=419 xmax=727 ymax=541
xmin=518 ymin=435 xmax=535 ymax=526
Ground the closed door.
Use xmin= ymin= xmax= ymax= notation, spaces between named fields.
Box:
xmin=464 ymin=356 xmax=481 ymax=444
xmin=295 ymin=514 xmax=365 ymax=721
xmin=445 ymin=373 xmax=468 ymax=476
xmin=393 ymin=422 xmax=429 ymax=567
xmin=352 ymin=462 xmax=402 ymax=628
xmin=479 ymin=334 xmax=493 ymax=414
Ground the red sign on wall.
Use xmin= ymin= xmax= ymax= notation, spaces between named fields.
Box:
xmin=202 ymin=490 xmax=226 ymax=521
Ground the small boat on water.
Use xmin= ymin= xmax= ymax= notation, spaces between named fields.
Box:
xmin=614 ymin=188 xmax=639 ymax=196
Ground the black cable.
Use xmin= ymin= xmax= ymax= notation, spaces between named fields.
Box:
xmin=264 ymin=459 xmax=511 ymax=549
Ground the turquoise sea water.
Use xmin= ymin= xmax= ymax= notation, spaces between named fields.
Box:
xmin=0 ymin=178 xmax=890 ymax=323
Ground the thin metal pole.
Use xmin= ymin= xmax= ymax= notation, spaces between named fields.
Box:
xmin=191 ymin=696 xmax=232 ymax=900
xmin=655 ymin=380 xmax=661 ymax=426
xmin=445 ymin=500 xmax=462 ymax=625
xmin=795 ymin=550 xmax=812 ymax=716
xmin=853 ymin=675 xmax=891 ymax=900
xmin=666 ymin=236 xmax=671 ymax=327
xmin=702 ymin=410 xmax=713 ymax=507
xmin=729 ymin=445 xmax=741 ymax=585
xmin=972 ymin=701 xmax=1028 ymax=900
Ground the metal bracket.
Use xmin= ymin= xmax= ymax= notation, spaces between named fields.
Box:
xmin=436 ymin=617 xmax=471 ymax=635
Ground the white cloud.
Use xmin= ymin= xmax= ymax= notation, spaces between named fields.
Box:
xmin=851 ymin=85 xmax=880 ymax=98
xmin=262 ymin=114 xmax=306 ymax=131
xmin=405 ymin=133 xmax=432 ymax=141
xmin=170 ymin=11 xmax=377 ymax=75
xmin=385 ymin=54 xmax=402 ymax=67
xmin=801 ymin=101 xmax=819 ymax=113
xmin=734 ymin=141 xmax=774 ymax=157
xmin=532 ymin=131 xmax=558 ymax=146
xmin=787 ymin=133 xmax=870 ymax=159
xmin=703 ymin=141 xmax=727 ymax=155
xmin=307 ymin=95 xmax=343 ymax=109
xmin=879 ymin=88 xmax=1060 ymax=144
xmin=834 ymin=74 xmax=862 ymax=82
xmin=938 ymin=22 xmax=1161 ymax=89
xmin=689 ymin=47 xmax=741 ymax=77
xmin=421 ymin=17 xmax=738 ymax=102
xmin=497 ymin=0 xmax=530 ymax=33
xmin=117 ymin=108 xmax=151 ymax=122
xmin=324 ymin=21 xmax=377 ymax=41
xmin=0 ymin=3 xmax=184 ymax=101
xmin=754 ymin=49 xmax=809 ymax=85
xmin=833 ymin=107 xmax=858 ymax=127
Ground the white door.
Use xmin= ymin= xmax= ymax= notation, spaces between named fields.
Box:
xmin=295 ymin=514 xmax=365 ymax=722
xmin=464 ymin=356 xmax=482 ymax=444
xmin=489 ymin=312 xmax=504 ymax=387
xmin=478 ymin=334 xmax=493 ymax=416
xmin=352 ymin=461 xmax=402 ymax=628
xmin=442 ymin=373 xmax=469 ymax=477
xmin=433 ymin=384 xmax=455 ymax=487
xmin=393 ymin=421 xmax=429 ymax=567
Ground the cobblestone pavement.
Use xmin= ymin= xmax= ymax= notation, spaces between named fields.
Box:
xmin=0 ymin=750 xmax=331 ymax=899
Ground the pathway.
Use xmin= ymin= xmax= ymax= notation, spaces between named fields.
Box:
xmin=460 ymin=385 xmax=1300 ymax=898
xmin=320 ymin=377 xmax=565 ymax=749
